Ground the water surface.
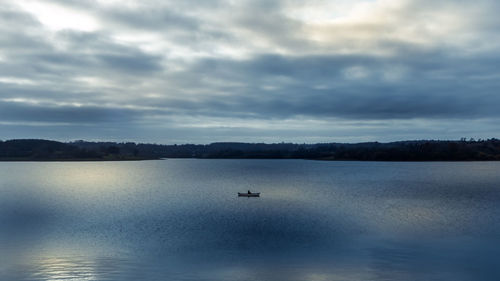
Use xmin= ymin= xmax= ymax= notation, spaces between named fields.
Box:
xmin=1 ymin=160 xmax=500 ymax=280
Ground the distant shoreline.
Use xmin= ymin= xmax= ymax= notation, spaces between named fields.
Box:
xmin=0 ymin=157 xmax=159 ymax=162
xmin=2 ymin=157 xmax=500 ymax=162
xmin=2 ymin=138 xmax=500 ymax=162
xmin=2 ymin=158 xmax=499 ymax=162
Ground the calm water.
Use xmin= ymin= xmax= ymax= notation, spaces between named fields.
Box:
xmin=1 ymin=160 xmax=500 ymax=281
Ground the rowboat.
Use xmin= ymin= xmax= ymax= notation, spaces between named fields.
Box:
xmin=238 ymin=192 xmax=260 ymax=197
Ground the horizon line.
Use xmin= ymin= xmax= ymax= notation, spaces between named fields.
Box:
xmin=1 ymin=137 xmax=494 ymax=146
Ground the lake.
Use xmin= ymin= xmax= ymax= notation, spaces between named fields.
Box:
xmin=1 ymin=160 xmax=500 ymax=280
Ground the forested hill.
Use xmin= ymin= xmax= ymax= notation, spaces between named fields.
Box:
xmin=1 ymin=138 xmax=500 ymax=161
xmin=0 ymin=139 xmax=147 ymax=161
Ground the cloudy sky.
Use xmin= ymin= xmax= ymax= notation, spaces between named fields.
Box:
xmin=1 ymin=0 xmax=500 ymax=143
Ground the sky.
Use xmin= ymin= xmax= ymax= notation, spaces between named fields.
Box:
xmin=1 ymin=0 xmax=500 ymax=144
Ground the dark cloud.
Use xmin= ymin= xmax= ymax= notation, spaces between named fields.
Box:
xmin=0 ymin=101 xmax=139 ymax=124
xmin=162 ymin=52 xmax=500 ymax=120
xmin=96 ymin=53 xmax=162 ymax=73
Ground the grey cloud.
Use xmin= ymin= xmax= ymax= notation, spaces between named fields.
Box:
xmin=46 ymin=0 xmax=233 ymax=46
xmin=37 ymin=34 xmax=163 ymax=75
xmin=0 ymin=101 xmax=139 ymax=124
xmin=222 ymin=1 xmax=316 ymax=54
xmin=0 ymin=5 xmax=39 ymax=29
xmin=96 ymin=53 xmax=162 ymax=73
xmin=0 ymin=10 xmax=51 ymax=53
xmin=163 ymin=52 xmax=499 ymax=120
xmin=105 ymin=7 xmax=200 ymax=31
xmin=0 ymin=28 xmax=164 ymax=85
xmin=0 ymin=86 xmax=98 ymax=103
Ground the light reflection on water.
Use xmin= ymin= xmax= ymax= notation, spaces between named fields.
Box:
xmin=1 ymin=160 xmax=500 ymax=280
xmin=21 ymin=257 xmax=103 ymax=281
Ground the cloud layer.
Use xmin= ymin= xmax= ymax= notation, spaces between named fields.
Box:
xmin=1 ymin=0 xmax=500 ymax=143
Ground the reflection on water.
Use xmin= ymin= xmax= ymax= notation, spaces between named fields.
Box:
xmin=17 ymin=257 xmax=108 ymax=281
xmin=1 ymin=160 xmax=500 ymax=280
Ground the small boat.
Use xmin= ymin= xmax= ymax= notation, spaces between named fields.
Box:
xmin=238 ymin=192 xmax=260 ymax=197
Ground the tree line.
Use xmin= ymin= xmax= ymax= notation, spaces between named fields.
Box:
xmin=1 ymin=138 xmax=500 ymax=161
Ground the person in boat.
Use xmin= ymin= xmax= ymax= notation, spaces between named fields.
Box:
xmin=248 ymin=190 xmax=251 ymax=194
